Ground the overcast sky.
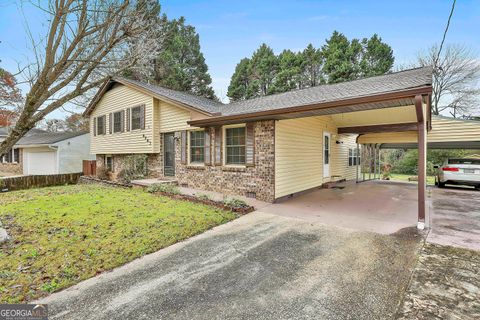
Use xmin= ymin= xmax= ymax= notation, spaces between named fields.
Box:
xmin=0 ymin=0 xmax=479 ymax=117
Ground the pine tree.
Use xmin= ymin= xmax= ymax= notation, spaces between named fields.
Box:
xmin=273 ymin=49 xmax=303 ymax=93
xmin=359 ymin=34 xmax=394 ymax=77
xmin=301 ymin=44 xmax=324 ymax=87
xmin=152 ymin=16 xmax=217 ymax=100
xmin=227 ymin=58 xmax=251 ymax=101
xmin=248 ymin=44 xmax=278 ymax=97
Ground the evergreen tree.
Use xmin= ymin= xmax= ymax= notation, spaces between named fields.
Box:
xmin=359 ymin=34 xmax=394 ymax=77
xmin=125 ymin=2 xmax=217 ymax=100
xmin=153 ymin=16 xmax=216 ymax=100
xmin=272 ymin=49 xmax=303 ymax=93
xmin=248 ymin=44 xmax=278 ymax=97
xmin=321 ymin=31 xmax=362 ymax=83
xmin=227 ymin=58 xmax=251 ymax=101
xmin=301 ymin=44 xmax=324 ymax=87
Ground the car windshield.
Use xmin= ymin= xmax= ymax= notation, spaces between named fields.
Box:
xmin=448 ymin=158 xmax=480 ymax=165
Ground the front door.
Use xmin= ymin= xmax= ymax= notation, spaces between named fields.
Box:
xmin=323 ymin=132 xmax=330 ymax=178
xmin=164 ymin=133 xmax=175 ymax=177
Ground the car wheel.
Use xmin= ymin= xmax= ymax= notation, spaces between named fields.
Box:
xmin=438 ymin=180 xmax=446 ymax=188
xmin=476 ymin=185 xmax=480 ymax=191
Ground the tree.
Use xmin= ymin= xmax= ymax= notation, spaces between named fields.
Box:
xmin=301 ymin=44 xmax=324 ymax=87
xmin=0 ymin=68 xmax=22 ymax=107
xmin=227 ymin=58 xmax=251 ymax=101
xmin=417 ymin=44 xmax=480 ymax=117
xmin=321 ymin=31 xmax=393 ymax=83
xmin=227 ymin=32 xmax=394 ymax=101
xmin=272 ymin=50 xmax=303 ymax=93
xmin=359 ymin=34 xmax=395 ymax=77
xmin=247 ymin=44 xmax=278 ymax=97
xmin=65 ymin=113 xmax=89 ymax=132
xmin=149 ymin=16 xmax=216 ymax=100
xmin=0 ymin=0 xmax=160 ymax=155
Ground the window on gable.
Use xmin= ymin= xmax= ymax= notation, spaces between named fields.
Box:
xmin=225 ymin=127 xmax=246 ymax=165
xmin=131 ymin=106 xmax=143 ymax=130
xmin=189 ymin=130 xmax=205 ymax=164
xmin=97 ymin=115 xmax=106 ymax=135
xmin=113 ymin=111 xmax=123 ymax=133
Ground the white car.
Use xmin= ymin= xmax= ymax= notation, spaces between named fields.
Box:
xmin=436 ymin=158 xmax=480 ymax=190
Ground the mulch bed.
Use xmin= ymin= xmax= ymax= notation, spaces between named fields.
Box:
xmin=150 ymin=191 xmax=255 ymax=214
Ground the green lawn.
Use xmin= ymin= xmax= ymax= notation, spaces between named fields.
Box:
xmin=389 ymin=174 xmax=436 ymax=185
xmin=0 ymin=185 xmax=237 ymax=303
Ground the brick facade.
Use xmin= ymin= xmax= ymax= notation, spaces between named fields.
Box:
xmin=0 ymin=149 xmax=23 ymax=175
xmin=175 ymin=120 xmax=275 ymax=202
xmin=96 ymin=120 xmax=276 ymax=202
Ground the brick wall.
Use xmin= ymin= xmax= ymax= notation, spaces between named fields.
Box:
xmin=0 ymin=149 xmax=23 ymax=175
xmin=175 ymin=120 xmax=275 ymax=202
xmin=95 ymin=120 xmax=276 ymax=202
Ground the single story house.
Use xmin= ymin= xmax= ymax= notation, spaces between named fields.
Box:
xmin=0 ymin=129 xmax=95 ymax=175
xmin=84 ymin=66 xmax=480 ymax=228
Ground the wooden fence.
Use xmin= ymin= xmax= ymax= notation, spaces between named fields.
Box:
xmin=83 ymin=160 xmax=97 ymax=176
xmin=0 ymin=173 xmax=82 ymax=192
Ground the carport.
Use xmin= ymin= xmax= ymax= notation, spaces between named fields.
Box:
xmin=357 ymin=115 xmax=480 ymax=229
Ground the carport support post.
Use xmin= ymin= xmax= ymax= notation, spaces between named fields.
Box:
xmin=416 ymin=95 xmax=427 ymax=229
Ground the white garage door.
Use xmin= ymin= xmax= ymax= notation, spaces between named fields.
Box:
xmin=26 ymin=151 xmax=57 ymax=175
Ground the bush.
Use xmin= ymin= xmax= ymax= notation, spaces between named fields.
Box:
xmin=96 ymin=166 xmax=108 ymax=180
xmin=147 ymin=183 xmax=180 ymax=195
xmin=119 ymin=154 xmax=148 ymax=183
xmin=197 ymin=193 xmax=212 ymax=201
xmin=223 ymin=197 xmax=247 ymax=209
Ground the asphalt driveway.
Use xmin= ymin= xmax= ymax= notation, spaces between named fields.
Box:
xmin=38 ymin=212 xmax=423 ymax=320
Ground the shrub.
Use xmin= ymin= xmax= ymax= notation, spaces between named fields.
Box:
xmin=147 ymin=183 xmax=180 ymax=195
xmin=119 ymin=154 xmax=148 ymax=183
xmin=96 ymin=166 xmax=108 ymax=180
xmin=197 ymin=193 xmax=212 ymax=201
xmin=223 ymin=197 xmax=247 ymax=209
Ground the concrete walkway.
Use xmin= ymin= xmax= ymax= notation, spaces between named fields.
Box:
xmin=37 ymin=212 xmax=422 ymax=320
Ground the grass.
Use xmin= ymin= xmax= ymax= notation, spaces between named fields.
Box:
xmin=0 ymin=184 xmax=237 ymax=303
xmin=389 ymin=174 xmax=436 ymax=185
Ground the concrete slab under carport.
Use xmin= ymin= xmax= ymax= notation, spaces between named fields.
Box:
xmin=260 ymin=180 xmax=419 ymax=234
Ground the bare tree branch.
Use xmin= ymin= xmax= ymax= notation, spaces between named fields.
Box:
xmin=0 ymin=0 xmax=161 ymax=154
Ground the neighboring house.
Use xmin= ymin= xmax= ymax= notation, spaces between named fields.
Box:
xmin=85 ymin=67 xmax=436 ymax=204
xmin=0 ymin=129 xmax=95 ymax=175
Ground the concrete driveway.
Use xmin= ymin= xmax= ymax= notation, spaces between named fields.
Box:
xmin=428 ymin=186 xmax=480 ymax=251
xmin=260 ymin=181 xmax=418 ymax=234
xmin=38 ymin=212 xmax=423 ymax=320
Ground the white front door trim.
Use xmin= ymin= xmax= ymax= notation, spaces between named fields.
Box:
xmin=323 ymin=132 xmax=330 ymax=178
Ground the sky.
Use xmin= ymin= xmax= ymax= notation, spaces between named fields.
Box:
xmin=0 ymin=0 xmax=479 ymax=117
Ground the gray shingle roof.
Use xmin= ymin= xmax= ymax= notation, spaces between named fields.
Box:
xmin=221 ymin=66 xmax=432 ymax=116
xmin=88 ymin=67 xmax=432 ymax=118
xmin=16 ymin=131 xmax=87 ymax=146
xmin=115 ymin=77 xmax=223 ymax=114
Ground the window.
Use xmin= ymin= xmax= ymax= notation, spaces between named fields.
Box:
xmin=190 ymin=130 xmax=204 ymax=164
xmin=131 ymin=106 xmax=143 ymax=130
xmin=105 ymin=155 xmax=113 ymax=172
xmin=348 ymin=148 xmax=360 ymax=166
xmin=225 ymin=126 xmax=246 ymax=165
xmin=97 ymin=115 xmax=106 ymax=135
xmin=13 ymin=149 xmax=19 ymax=163
xmin=113 ymin=111 xmax=123 ymax=133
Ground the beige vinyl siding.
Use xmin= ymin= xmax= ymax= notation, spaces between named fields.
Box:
xmin=159 ymin=102 xmax=195 ymax=132
xmin=358 ymin=131 xmax=418 ymax=144
xmin=275 ymin=116 xmax=358 ymax=199
xmin=331 ymin=134 xmax=359 ymax=181
xmin=428 ymin=116 xmax=480 ymax=142
xmin=90 ymin=84 xmax=154 ymax=154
